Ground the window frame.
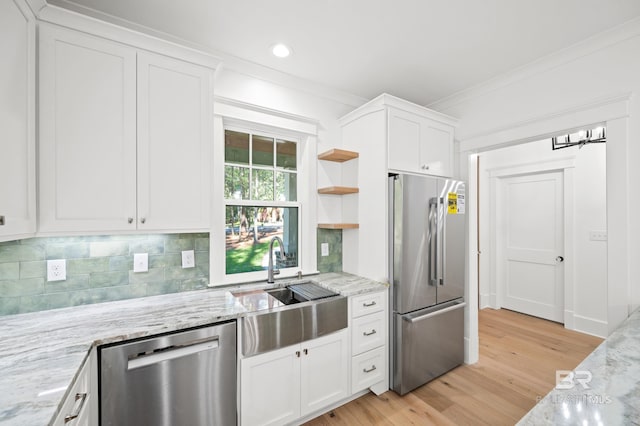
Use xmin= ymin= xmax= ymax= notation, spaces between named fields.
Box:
xmin=220 ymin=125 xmax=304 ymax=283
xmin=211 ymin=100 xmax=319 ymax=287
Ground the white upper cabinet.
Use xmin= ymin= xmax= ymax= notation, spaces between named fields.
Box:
xmin=39 ymin=24 xmax=137 ymax=233
xmin=137 ymin=52 xmax=212 ymax=230
xmin=39 ymin=24 xmax=213 ymax=234
xmin=387 ymin=104 xmax=455 ymax=177
xmin=0 ymin=0 xmax=36 ymax=242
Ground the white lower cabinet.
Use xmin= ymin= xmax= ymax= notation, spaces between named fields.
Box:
xmin=240 ymin=329 xmax=348 ymax=426
xmin=349 ymin=291 xmax=388 ymax=395
xmin=53 ymin=348 xmax=97 ymax=426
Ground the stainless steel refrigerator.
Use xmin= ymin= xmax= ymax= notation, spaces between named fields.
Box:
xmin=389 ymin=173 xmax=466 ymax=395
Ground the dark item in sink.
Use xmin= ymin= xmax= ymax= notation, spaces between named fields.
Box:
xmin=287 ymin=283 xmax=338 ymax=300
xmin=266 ymin=288 xmax=308 ymax=305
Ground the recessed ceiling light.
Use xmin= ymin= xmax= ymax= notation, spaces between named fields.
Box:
xmin=272 ymin=43 xmax=291 ymax=58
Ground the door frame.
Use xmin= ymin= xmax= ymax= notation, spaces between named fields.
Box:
xmin=462 ymin=94 xmax=629 ymax=364
xmin=488 ymin=159 xmax=575 ymax=327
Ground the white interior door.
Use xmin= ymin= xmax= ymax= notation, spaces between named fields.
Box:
xmin=498 ymin=171 xmax=564 ymax=322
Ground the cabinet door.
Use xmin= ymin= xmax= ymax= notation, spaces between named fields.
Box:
xmin=39 ymin=24 xmax=137 ymax=233
xmin=137 ymin=52 xmax=212 ymax=231
xmin=0 ymin=0 xmax=35 ymax=241
xmin=419 ymin=119 xmax=453 ymax=177
xmin=300 ymin=330 xmax=349 ymax=417
xmin=387 ymin=107 xmax=421 ymax=173
xmin=240 ymin=345 xmax=300 ymax=426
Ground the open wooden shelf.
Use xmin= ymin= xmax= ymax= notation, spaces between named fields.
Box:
xmin=318 ymin=148 xmax=359 ymax=163
xmin=318 ymin=186 xmax=359 ymax=195
xmin=318 ymin=223 xmax=360 ymax=230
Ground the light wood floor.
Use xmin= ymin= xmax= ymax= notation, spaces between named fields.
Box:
xmin=304 ymin=308 xmax=603 ymax=426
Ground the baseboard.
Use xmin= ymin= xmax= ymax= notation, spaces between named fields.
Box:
xmin=464 ymin=335 xmax=479 ymax=364
xmin=564 ymin=309 xmax=575 ymax=330
xmin=573 ymin=314 xmax=608 ymax=338
xmin=479 ymin=293 xmax=492 ymax=309
xmin=293 ymin=389 xmax=372 ymax=425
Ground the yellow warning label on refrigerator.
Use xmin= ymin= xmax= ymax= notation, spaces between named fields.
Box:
xmin=448 ymin=193 xmax=457 ymax=214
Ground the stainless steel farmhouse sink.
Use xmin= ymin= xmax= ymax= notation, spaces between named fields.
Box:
xmin=239 ymin=283 xmax=347 ymax=356
xmin=265 ymin=282 xmax=339 ymax=305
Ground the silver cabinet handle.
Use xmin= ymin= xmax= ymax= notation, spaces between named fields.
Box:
xmin=140 ymin=218 xmax=146 ymax=224
xmin=362 ymin=301 xmax=376 ymax=307
xmin=363 ymin=365 xmax=377 ymax=373
xmin=422 ymin=165 xmax=430 ymax=170
xmin=64 ymin=392 xmax=87 ymax=424
xmin=127 ymin=217 xmax=133 ymax=224
xmin=0 ymin=215 xmax=4 ymax=226
xmin=303 ymin=348 xmax=308 ymax=355
xmin=363 ymin=329 xmax=377 ymax=336
xmin=296 ymin=350 xmax=301 ymax=358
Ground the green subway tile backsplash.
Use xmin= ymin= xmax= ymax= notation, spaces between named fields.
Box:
xmin=0 ymin=233 xmax=210 ymax=316
xmin=317 ymin=228 xmax=342 ymax=273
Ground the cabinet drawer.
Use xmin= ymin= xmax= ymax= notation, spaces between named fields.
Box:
xmin=53 ymin=357 xmax=91 ymax=426
xmin=351 ymin=311 xmax=385 ymax=356
xmin=351 ymin=291 xmax=384 ymax=318
xmin=351 ymin=346 xmax=385 ymax=394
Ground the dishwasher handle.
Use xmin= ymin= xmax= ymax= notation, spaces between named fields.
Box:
xmin=402 ymin=301 xmax=466 ymax=324
xmin=128 ymin=337 xmax=219 ymax=370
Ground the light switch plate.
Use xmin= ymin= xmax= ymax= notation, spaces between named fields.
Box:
xmin=182 ymin=250 xmax=195 ymax=268
xmin=47 ymin=259 xmax=66 ymax=282
xmin=321 ymin=243 xmax=329 ymax=257
xmin=133 ymin=253 xmax=148 ymax=273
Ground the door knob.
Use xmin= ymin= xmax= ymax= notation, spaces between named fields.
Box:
xmin=556 ymin=256 xmax=564 ymax=262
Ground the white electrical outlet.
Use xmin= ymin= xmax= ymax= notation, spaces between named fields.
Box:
xmin=321 ymin=243 xmax=329 ymax=257
xmin=133 ymin=253 xmax=148 ymax=273
xmin=47 ymin=259 xmax=66 ymax=282
xmin=182 ymin=250 xmax=195 ymax=268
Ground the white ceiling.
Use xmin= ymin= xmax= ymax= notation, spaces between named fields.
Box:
xmin=50 ymin=0 xmax=640 ymax=106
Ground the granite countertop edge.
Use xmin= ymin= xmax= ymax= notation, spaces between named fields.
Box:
xmin=0 ymin=272 xmax=387 ymax=426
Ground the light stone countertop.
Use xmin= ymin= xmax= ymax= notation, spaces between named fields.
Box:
xmin=518 ymin=307 xmax=640 ymax=425
xmin=0 ymin=272 xmax=387 ymax=426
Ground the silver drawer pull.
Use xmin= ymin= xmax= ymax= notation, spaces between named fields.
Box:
xmin=64 ymin=392 xmax=87 ymax=423
xmin=0 ymin=215 xmax=5 ymax=226
xmin=362 ymin=301 xmax=376 ymax=307
xmin=363 ymin=365 xmax=377 ymax=373
xmin=363 ymin=329 xmax=377 ymax=336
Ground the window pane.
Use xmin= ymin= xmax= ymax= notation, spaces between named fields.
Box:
xmin=252 ymin=135 xmax=274 ymax=167
xmin=225 ymin=206 xmax=299 ymax=274
xmin=224 ymin=166 xmax=249 ymax=200
xmin=276 ymin=139 xmax=297 ymax=170
xmin=276 ymin=171 xmax=297 ymax=201
xmin=225 ymin=130 xmax=249 ymax=164
xmin=253 ymin=169 xmax=274 ymax=200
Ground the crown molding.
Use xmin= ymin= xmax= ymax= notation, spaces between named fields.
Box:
xmin=429 ymin=16 xmax=640 ymax=113
xmin=340 ymin=92 xmax=458 ymax=127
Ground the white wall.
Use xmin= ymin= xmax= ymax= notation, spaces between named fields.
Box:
xmin=434 ymin=18 xmax=640 ymax=334
xmin=478 ymin=139 xmax=607 ymax=336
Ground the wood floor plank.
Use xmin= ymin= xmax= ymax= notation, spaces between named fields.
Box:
xmin=303 ymin=308 xmax=603 ymax=426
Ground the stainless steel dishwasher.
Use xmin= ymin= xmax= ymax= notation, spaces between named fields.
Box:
xmin=99 ymin=321 xmax=236 ymax=426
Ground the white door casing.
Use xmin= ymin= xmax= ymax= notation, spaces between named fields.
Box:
xmin=497 ymin=171 xmax=564 ymax=322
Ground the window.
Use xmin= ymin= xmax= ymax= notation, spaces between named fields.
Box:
xmin=224 ymin=129 xmax=299 ymax=275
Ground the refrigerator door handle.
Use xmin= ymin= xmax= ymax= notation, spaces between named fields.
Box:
xmin=438 ymin=195 xmax=445 ymax=286
xmin=402 ymin=301 xmax=466 ymax=323
xmin=428 ymin=197 xmax=438 ymax=286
